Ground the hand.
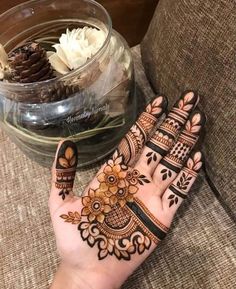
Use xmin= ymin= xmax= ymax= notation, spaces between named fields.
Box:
xmin=49 ymin=91 xmax=205 ymax=289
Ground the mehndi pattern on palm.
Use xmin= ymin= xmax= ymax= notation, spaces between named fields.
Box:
xmin=61 ymin=151 xmax=168 ymax=260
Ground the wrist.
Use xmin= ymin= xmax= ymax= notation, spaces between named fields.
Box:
xmin=51 ymin=262 xmax=121 ymax=289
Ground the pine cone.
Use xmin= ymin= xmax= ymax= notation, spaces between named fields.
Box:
xmin=8 ymin=42 xmax=54 ymax=83
xmin=39 ymin=82 xmax=80 ymax=103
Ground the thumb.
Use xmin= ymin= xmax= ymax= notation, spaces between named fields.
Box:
xmin=49 ymin=140 xmax=78 ymax=213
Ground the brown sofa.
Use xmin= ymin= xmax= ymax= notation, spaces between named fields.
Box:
xmin=0 ymin=0 xmax=235 ymax=288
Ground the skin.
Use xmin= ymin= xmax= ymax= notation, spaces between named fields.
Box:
xmin=49 ymin=91 xmax=205 ymax=289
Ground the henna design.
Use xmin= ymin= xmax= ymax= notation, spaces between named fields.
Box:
xmin=146 ymin=91 xmax=198 ymax=157
xmin=61 ymin=150 xmax=168 ymax=260
xmin=55 ymin=141 xmax=78 ymax=200
xmin=161 ymin=169 xmax=172 ymax=181
xmin=79 ymin=197 xmax=168 ymax=260
xmin=60 ymin=211 xmax=81 ymax=224
xmin=160 ymin=111 xmax=204 ymax=177
xmin=117 ymin=96 xmax=167 ymax=165
xmin=146 ymin=151 xmax=158 ymax=165
xmin=168 ymin=152 xmax=203 ymax=207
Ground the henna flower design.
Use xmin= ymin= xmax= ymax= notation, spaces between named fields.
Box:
xmin=58 ymin=147 xmax=77 ymax=168
xmin=81 ymin=189 xmax=111 ymax=223
xmin=109 ymin=182 xmax=138 ymax=207
xmin=97 ymin=152 xmax=127 ymax=197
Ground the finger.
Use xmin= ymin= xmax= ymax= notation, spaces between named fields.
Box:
xmin=117 ymin=95 xmax=167 ymax=166
xmin=49 ymin=140 xmax=78 ymax=213
xmin=136 ymin=91 xmax=199 ymax=176
xmin=162 ymin=151 xmax=203 ymax=219
xmin=153 ymin=110 xmax=205 ymax=195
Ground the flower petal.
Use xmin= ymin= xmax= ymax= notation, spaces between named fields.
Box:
xmin=82 ymin=196 xmax=91 ymax=206
xmin=59 ymin=157 xmax=69 ymax=168
xmin=88 ymin=189 xmax=95 ymax=198
xmin=119 ymin=199 xmax=126 ymax=207
xmin=103 ymin=205 xmax=111 ymax=213
xmin=113 ymin=164 xmax=121 ymax=173
xmin=95 ymin=189 xmax=104 ymax=198
xmin=118 ymin=179 xmax=126 ymax=188
xmin=65 ymin=147 xmax=74 ymax=160
xmin=88 ymin=213 xmax=96 ymax=222
xmin=104 ymin=165 xmax=112 ymax=174
xmin=118 ymin=171 xmax=126 ymax=179
xmin=81 ymin=207 xmax=90 ymax=216
xmin=97 ymin=213 xmax=105 ymax=223
xmin=129 ymin=185 xmax=138 ymax=194
xmin=97 ymin=173 xmax=105 ymax=182
xmin=187 ymin=158 xmax=194 ymax=170
xmin=126 ymin=195 xmax=134 ymax=202
xmin=103 ymin=197 xmax=110 ymax=205
xmin=69 ymin=155 xmax=76 ymax=167
xmin=110 ymin=195 xmax=118 ymax=205
xmin=99 ymin=182 xmax=108 ymax=192
xmin=110 ymin=186 xmax=118 ymax=194
xmin=105 ymin=190 xmax=113 ymax=197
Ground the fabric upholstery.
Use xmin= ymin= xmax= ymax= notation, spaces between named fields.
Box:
xmin=0 ymin=46 xmax=235 ymax=289
xmin=141 ymin=0 xmax=236 ymax=215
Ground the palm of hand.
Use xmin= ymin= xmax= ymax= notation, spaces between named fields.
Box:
xmin=50 ymin=91 xmax=204 ymax=288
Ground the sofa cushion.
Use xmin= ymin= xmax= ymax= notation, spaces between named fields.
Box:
xmin=141 ymin=0 xmax=236 ymax=215
xmin=0 ymin=46 xmax=235 ymax=289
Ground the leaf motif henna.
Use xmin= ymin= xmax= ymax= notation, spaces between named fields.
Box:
xmin=146 ymin=151 xmax=158 ymax=165
xmin=167 ymin=152 xmax=203 ymax=207
xmin=60 ymin=211 xmax=81 ymax=224
xmin=55 ymin=141 xmax=78 ymax=200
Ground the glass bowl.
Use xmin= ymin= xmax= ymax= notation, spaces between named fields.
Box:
xmin=0 ymin=0 xmax=136 ymax=167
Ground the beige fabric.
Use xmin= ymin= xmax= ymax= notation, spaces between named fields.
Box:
xmin=0 ymin=46 xmax=235 ymax=289
xmin=141 ymin=0 xmax=236 ymax=214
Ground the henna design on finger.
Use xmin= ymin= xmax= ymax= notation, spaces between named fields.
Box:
xmin=146 ymin=151 xmax=158 ymax=165
xmin=61 ymin=150 xmax=168 ymax=260
xmin=159 ymin=111 xmax=205 ymax=179
xmin=55 ymin=141 xmax=78 ymax=200
xmin=117 ymin=96 xmax=167 ymax=165
xmin=167 ymin=152 xmax=203 ymax=207
xmin=146 ymin=91 xmax=199 ymax=160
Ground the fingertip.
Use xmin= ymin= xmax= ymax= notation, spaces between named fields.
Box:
xmin=146 ymin=95 xmax=168 ymax=117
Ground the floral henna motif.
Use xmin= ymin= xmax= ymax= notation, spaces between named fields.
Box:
xmin=168 ymin=152 xmax=203 ymax=207
xmin=160 ymin=111 xmax=205 ymax=177
xmin=117 ymin=96 xmax=167 ymax=165
xmin=61 ymin=150 xmax=168 ymax=260
xmin=81 ymin=189 xmax=112 ymax=223
xmin=146 ymin=91 xmax=198 ymax=160
xmin=78 ymin=197 xmax=168 ymax=260
xmin=55 ymin=141 xmax=78 ymax=200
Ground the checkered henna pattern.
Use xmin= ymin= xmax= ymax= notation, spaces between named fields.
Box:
xmin=159 ymin=111 xmax=205 ymax=180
